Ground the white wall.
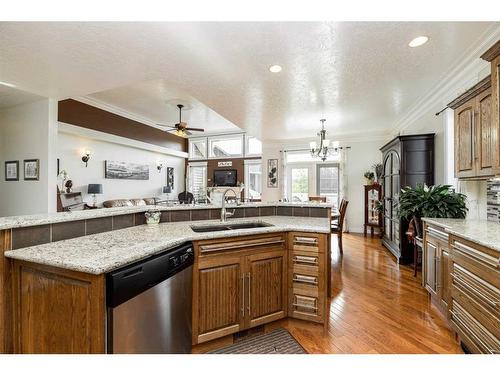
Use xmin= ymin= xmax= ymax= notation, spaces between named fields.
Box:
xmin=261 ymin=138 xmax=384 ymax=233
xmin=0 ymin=99 xmax=57 ymax=217
xmin=393 ymin=37 xmax=496 ymax=220
xmin=57 ymin=130 xmax=186 ymax=206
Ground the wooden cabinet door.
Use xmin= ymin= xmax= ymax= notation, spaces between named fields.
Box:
xmin=438 ymin=247 xmax=451 ymax=315
xmin=424 ymin=238 xmax=438 ymax=297
xmin=475 ymin=87 xmax=494 ymax=177
xmin=245 ymin=250 xmax=287 ymax=328
xmin=455 ymin=99 xmax=476 ymax=178
xmin=492 ymin=56 xmax=500 ymax=173
xmin=193 ymin=255 xmax=244 ymax=344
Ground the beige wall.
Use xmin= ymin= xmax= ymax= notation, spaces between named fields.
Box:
xmin=0 ymin=99 xmax=57 ymax=217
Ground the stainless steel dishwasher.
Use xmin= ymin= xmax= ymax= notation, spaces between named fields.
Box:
xmin=106 ymin=242 xmax=193 ymax=353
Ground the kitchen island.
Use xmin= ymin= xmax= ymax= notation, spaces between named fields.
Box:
xmin=421 ymin=218 xmax=499 ymax=354
xmin=0 ymin=203 xmax=332 ymax=353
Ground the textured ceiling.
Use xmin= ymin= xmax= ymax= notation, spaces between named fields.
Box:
xmin=0 ymin=22 xmax=497 ymax=140
xmin=87 ymin=79 xmax=240 ymax=133
xmin=0 ymin=84 xmax=43 ymax=109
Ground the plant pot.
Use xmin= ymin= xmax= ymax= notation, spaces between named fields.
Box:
xmin=413 ymin=215 xmax=423 ymax=238
xmin=145 ymin=210 xmax=161 ymax=225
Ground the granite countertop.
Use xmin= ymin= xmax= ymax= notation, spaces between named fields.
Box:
xmin=4 ymin=216 xmax=330 ymax=275
xmin=422 ymin=218 xmax=500 ymax=252
xmin=0 ymin=202 xmax=332 ymax=230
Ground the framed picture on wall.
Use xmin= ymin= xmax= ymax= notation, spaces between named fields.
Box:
xmin=267 ymin=159 xmax=278 ymax=188
xmin=24 ymin=159 xmax=40 ymax=181
xmin=167 ymin=167 xmax=174 ymax=189
xmin=5 ymin=160 xmax=19 ymax=181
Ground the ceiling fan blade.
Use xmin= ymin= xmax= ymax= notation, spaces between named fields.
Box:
xmin=157 ymin=123 xmax=177 ymax=128
xmin=185 ymin=127 xmax=205 ymax=132
xmin=185 ymin=130 xmax=192 ymax=136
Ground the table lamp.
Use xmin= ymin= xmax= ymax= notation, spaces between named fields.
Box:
xmin=87 ymin=184 xmax=103 ymax=207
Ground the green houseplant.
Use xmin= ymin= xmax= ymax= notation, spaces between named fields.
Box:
xmin=398 ymin=184 xmax=467 ymax=237
xmin=363 ymin=171 xmax=375 ymax=185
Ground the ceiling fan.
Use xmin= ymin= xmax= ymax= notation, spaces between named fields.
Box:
xmin=157 ymin=104 xmax=205 ymax=137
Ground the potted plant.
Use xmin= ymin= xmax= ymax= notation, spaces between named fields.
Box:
xmin=363 ymin=171 xmax=375 ymax=185
xmin=372 ymin=163 xmax=383 ymax=183
xmin=398 ymin=184 xmax=467 ymax=237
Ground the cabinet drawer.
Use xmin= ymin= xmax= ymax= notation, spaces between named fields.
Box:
xmin=450 ymin=301 xmax=500 ymax=354
xmin=197 ymin=234 xmax=285 ymax=256
xmin=289 ymin=292 xmax=323 ymax=322
xmin=290 ymin=233 xmax=324 ymax=253
xmin=450 ymin=237 xmax=500 ymax=289
xmin=451 ymin=263 xmax=500 ymax=316
xmin=426 ymin=225 xmax=449 ymax=244
xmin=291 ymin=251 xmax=321 ymax=267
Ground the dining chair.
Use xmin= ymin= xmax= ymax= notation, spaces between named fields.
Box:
xmin=331 ymin=199 xmax=349 ymax=253
xmin=309 ymin=196 xmax=327 ymax=202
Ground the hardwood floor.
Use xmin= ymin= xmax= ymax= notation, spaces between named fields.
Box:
xmin=267 ymin=233 xmax=462 ymax=354
xmin=193 ymin=234 xmax=462 ymax=354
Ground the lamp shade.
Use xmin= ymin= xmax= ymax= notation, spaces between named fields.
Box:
xmin=162 ymin=186 xmax=172 ymax=194
xmin=88 ymin=184 xmax=103 ymax=194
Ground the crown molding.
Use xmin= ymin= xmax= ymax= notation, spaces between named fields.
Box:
xmin=392 ymin=25 xmax=500 ymax=134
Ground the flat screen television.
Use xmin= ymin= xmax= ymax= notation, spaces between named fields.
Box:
xmin=213 ymin=170 xmax=237 ymax=186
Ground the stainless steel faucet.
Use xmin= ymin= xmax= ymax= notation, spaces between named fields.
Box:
xmin=221 ymin=188 xmax=237 ymax=222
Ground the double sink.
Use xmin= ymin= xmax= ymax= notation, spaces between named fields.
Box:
xmin=190 ymin=221 xmax=273 ymax=233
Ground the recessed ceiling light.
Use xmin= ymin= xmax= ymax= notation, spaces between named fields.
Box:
xmin=269 ymin=65 xmax=282 ymax=73
xmin=0 ymin=81 xmax=16 ymax=88
xmin=409 ymin=36 xmax=429 ymax=48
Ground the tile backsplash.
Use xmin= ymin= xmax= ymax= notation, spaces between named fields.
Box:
xmin=486 ymin=179 xmax=500 ymax=223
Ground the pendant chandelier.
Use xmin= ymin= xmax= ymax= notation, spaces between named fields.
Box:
xmin=309 ymin=119 xmax=339 ymax=161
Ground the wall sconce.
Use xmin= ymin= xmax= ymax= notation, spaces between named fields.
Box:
xmin=81 ymin=150 xmax=91 ymax=167
xmin=156 ymin=162 xmax=163 ymax=173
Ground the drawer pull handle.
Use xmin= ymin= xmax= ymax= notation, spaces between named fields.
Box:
xmin=452 ymin=242 xmax=499 ymax=269
xmin=294 ymin=237 xmax=318 ymax=245
xmin=426 ymin=227 xmax=449 ymax=242
xmin=293 ymin=256 xmax=318 ymax=265
xmin=451 ymin=273 xmax=499 ymax=308
xmin=292 ymin=303 xmax=318 ymax=311
xmin=200 ymin=238 xmax=284 ymax=253
xmin=293 ymin=275 xmax=318 ymax=285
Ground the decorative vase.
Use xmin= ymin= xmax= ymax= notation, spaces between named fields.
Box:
xmin=145 ymin=210 xmax=161 ymax=225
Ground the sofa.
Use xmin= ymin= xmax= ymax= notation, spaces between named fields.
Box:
xmin=102 ymin=197 xmax=157 ymax=208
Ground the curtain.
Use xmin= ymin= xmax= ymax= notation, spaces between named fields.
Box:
xmin=280 ymin=150 xmax=287 ymax=201
xmin=338 ymin=147 xmax=349 ymax=232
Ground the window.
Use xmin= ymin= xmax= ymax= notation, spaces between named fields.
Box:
xmin=246 ymin=136 xmax=262 ymax=156
xmin=208 ymin=134 xmax=243 ymax=158
xmin=316 ymin=164 xmax=339 ymax=206
xmin=189 ymin=138 xmax=207 ymax=160
xmin=244 ymin=160 xmax=262 ymax=201
xmin=188 ymin=162 xmax=207 ymax=202
xmin=290 ymin=167 xmax=309 ymax=202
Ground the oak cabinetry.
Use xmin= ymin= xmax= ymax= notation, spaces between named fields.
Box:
xmin=192 ymin=232 xmax=328 ymax=345
xmin=450 ymin=80 xmax=493 ymax=179
xmin=192 ymin=234 xmax=288 ymax=344
xmin=423 ymin=223 xmax=450 ymax=315
xmin=422 ymin=222 xmax=500 ymax=354
xmin=288 ymin=232 xmax=327 ymax=323
xmin=11 ymin=261 xmax=105 ymax=353
xmin=449 ymin=235 xmax=500 ymax=354
xmin=480 ymin=41 xmax=500 ymax=174
xmin=246 ymin=250 xmax=287 ymax=328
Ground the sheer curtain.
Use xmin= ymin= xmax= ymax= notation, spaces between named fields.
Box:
xmin=338 ymin=147 xmax=349 ymax=232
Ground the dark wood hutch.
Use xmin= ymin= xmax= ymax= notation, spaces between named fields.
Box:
xmin=380 ymin=133 xmax=435 ymax=263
